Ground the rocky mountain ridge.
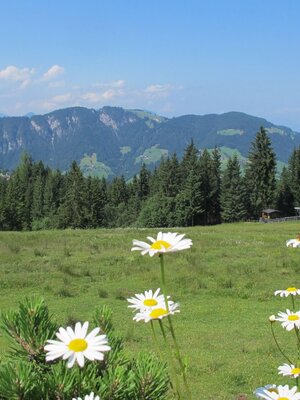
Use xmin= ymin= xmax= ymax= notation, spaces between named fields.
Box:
xmin=0 ymin=106 xmax=299 ymax=178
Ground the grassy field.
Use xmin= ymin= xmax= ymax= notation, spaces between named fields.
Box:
xmin=0 ymin=222 xmax=300 ymax=399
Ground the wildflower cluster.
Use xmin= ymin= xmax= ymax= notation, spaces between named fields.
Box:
xmin=254 ymin=286 xmax=300 ymax=400
xmin=130 ymin=232 xmax=193 ymax=400
xmin=0 ymin=231 xmax=192 ymax=399
xmin=0 ymin=298 xmax=169 ymax=399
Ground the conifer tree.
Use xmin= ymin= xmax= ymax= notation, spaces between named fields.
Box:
xmin=244 ymin=127 xmax=277 ymax=218
xmin=180 ymin=140 xmax=198 ymax=180
xmin=175 ymin=144 xmax=202 ymax=226
xmin=288 ymin=146 xmax=300 ymax=207
xmin=31 ymin=161 xmax=46 ymax=223
xmin=87 ymin=177 xmax=108 ymax=227
xmin=209 ymin=148 xmax=222 ymax=224
xmin=4 ymin=153 xmax=34 ymax=230
xmin=138 ymin=164 xmax=151 ymax=201
xmin=276 ymin=166 xmax=295 ymax=216
xmin=0 ymin=177 xmax=7 ymax=230
xmin=58 ymin=161 xmax=89 ymax=228
xmin=221 ymin=155 xmax=247 ymax=222
xmin=197 ymin=149 xmax=213 ymax=225
xmin=43 ymin=169 xmax=64 ymax=228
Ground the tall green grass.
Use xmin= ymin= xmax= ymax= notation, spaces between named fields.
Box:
xmin=0 ymin=222 xmax=300 ymax=399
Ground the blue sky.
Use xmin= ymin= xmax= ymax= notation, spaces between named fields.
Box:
xmin=1 ymin=0 xmax=300 ymax=129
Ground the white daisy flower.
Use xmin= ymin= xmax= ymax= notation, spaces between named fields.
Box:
xmin=254 ymin=385 xmax=278 ymax=398
xmin=44 ymin=321 xmax=111 ymax=368
xmin=255 ymin=384 xmax=300 ymax=399
xmin=274 ymin=287 xmax=300 ymax=297
xmin=73 ymin=393 xmax=100 ymax=400
xmin=278 ymin=363 xmax=300 ymax=378
xmin=127 ymin=288 xmax=173 ymax=311
xmin=276 ymin=310 xmax=300 ymax=331
xmin=131 ymin=232 xmax=192 ymax=257
xmin=133 ymin=302 xmax=180 ymax=323
xmin=286 ymin=237 xmax=300 ymax=248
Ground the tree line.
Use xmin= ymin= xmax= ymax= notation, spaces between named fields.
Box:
xmin=0 ymin=127 xmax=299 ymax=231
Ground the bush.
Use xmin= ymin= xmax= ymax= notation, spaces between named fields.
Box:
xmin=0 ymin=297 xmax=169 ymax=400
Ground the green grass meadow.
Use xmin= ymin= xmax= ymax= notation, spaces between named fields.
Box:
xmin=1 ymin=222 xmax=300 ymax=399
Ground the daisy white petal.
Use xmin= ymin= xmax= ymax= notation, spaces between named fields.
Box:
xmin=276 ymin=310 xmax=300 ymax=331
xmin=278 ymin=363 xmax=300 ymax=378
xmin=286 ymin=238 xmax=300 ymax=248
xmin=254 ymin=385 xmax=278 ymax=398
xmin=131 ymin=232 xmax=192 ymax=256
xmin=275 ymin=287 xmax=300 ymax=297
xmin=72 ymin=393 xmax=100 ymax=400
xmin=44 ymin=321 xmax=110 ymax=368
xmin=85 ymin=327 xmax=101 ymax=341
xmin=256 ymin=384 xmax=300 ymax=399
xmin=56 ymin=327 xmax=70 ymax=343
xmin=67 ymin=353 xmax=76 ymax=368
xmin=133 ymin=302 xmax=180 ymax=323
xmin=127 ymin=288 xmax=171 ymax=311
xmin=76 ymin=352 xmax=85 ymax=367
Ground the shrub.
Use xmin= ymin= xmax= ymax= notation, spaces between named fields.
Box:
xmin=0 ymin=297 xmax=169 ymax=400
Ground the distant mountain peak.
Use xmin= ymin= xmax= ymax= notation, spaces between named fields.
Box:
xmin=0 ymin=106 xmax=299 ymax=178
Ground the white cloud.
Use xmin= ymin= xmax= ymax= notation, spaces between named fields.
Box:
xmin=144 ymin=84 xmax=172 ymax=98
xmin=52 ymin=93 xmax=72 ymax=103
xmin=110 ymin=79 xmax=125 ymax=88
xmin=39 ymin=100 xmax=57 ymax=111
xmin=0 ymin=65 xmax=35 ymax=81
xmin=19 ymin=79 xmax=32 ymax=89
xmin=81 ymin=88 xmax=124 ymax=103
xmin=81 ymin=92 xmax=102 ymax=103
xmin=102 ymin=89 xmax=118 ymax=100
xmin=48 ymin=80 xmax=65 ymax=89
xmin=95 ymin=79 xmax=125 ymax=89
xmin=43 ymin=65 xmax=65 ymax=80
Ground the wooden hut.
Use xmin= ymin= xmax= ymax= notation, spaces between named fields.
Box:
xmin=260 ymin=208 xmax=281 ymax=221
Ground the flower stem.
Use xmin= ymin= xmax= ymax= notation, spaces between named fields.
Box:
xmin=159 ymin=254 xmax=192 ymax=400
xmin=158 ymin=320 xmax=182 ymax=399
xmin=271 ymin=323 xmax=293 ymax=364
xmin=150 ymin=320 xmax=163 ymax=361
xmin=167 ymin=315 xmax=192 ymax=400
xmin=159 ymin=254 xmax=170 ymax=312
xmin=292 ymin=295 xmax=295 ymax=311
xmin=295 ymin=328 xmax=300 ymax=389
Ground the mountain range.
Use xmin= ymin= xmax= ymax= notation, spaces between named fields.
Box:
xmin=0 ymin=106 xmax=299 ymax=179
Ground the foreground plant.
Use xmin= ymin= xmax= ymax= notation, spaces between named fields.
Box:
xmin=131 ymin=231 xmax=193 ymax=400
xmin=0 ymin=297 xmax=169 ymax=399
xmin=256 ymin=286 xmax=300 ymax=399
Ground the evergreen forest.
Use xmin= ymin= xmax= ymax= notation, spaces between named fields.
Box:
xmin=0 ymin=127 xmax=299 ymax=231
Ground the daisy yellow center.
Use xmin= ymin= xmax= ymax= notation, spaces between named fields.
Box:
xmin=278 ymin=398 xmax=288 ymax=400
xmin=151 ymin=240 xmax=171 ymax=250
xmin=143 ymin=299 xmax=158 ymax=307
xmin=149 ymin=308 xmax=168 ymax=319
xmin=291 ymin=368 xmax=300 ymax=375
xmin=68 ymin=338 xmax=88 ymax=352
xmin=287 ymin=287 xmax=297 ymax=292
xmin=288 ymin=315 xmax=299 ymax=321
